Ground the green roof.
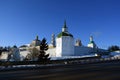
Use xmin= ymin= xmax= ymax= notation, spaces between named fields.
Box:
xmin=89 ymin=41 xmax=95 ymax=44
xmin=57 ymin=32 xmax=73 ymax=38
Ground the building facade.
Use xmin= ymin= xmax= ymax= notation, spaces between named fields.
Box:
xmin=56 ymin=21 xmax=74 ymax=57
xmin=46 ymin=21 xmax=106 ymax=57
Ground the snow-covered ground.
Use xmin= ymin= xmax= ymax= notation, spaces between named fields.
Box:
xmin=51 ymin=54 xmax=98 ymax=60
xmin=1 ymin=52 xmax=120 ymax=70
xmin=110 ymin=51 xmax=120 ymax=56
xmin=109 ymin=51 xmax=120 ymax=59
xmin=0 ymin=54 xmax=98 ymax=70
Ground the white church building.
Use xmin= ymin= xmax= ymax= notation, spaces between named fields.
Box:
xmin=46 ymin=21 xmax=106 ymax=57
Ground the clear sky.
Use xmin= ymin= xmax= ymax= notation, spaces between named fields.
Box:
xmin=0 ymin=0 xmax=120 ymax=49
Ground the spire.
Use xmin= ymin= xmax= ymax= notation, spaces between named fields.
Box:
xmin=90 ymin=36 xmax=93 ymax=42
xmin=75 ymin=39 xmax=82 ymax=46
xmin=63 ymin=20 xmax=67 ymax=28
xmin=51 ymin=33 xmax=55 ymax=47
xmin=36 ymin=35 xmax=39 ymax=40
xmin=88 ymin=36 xmax=97 ymax=48
xmin=62 ymin=20 xmax=68 ymax=32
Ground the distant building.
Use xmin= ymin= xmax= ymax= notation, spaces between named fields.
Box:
xmin=87 ymin=36 xmax=97 ymax=48
xmin=30 ymin=35 xmax=41 ymax=47
xmin=0 ymin=45 xmax=20 ymax=61
xmin=75 ymin=39 xmax=82 ymax=46
xmin=10 ymin=45 xmax=20 ymax=61
xmin=19 ymin=36 xmax=41 ymax=61
xmin=0 ymin=51 xmax=8 ymax=61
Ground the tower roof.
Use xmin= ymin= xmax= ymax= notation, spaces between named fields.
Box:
xmin=63 ymin=20 xmax=67 ymax=28
xmin=89 ymin=36 xmax=94 ymax=44
xmin=57 ymin=21 xmax=73 ymax=38
xmin=30 ymin=35 xmax=41 ymax=47
xmin=88 ymin=36 xmax=97 ymax=48
xmin=35 ymin=35 xmax=39 ymax=40
xmin=57 ymin=32 xmax=73 ymax=38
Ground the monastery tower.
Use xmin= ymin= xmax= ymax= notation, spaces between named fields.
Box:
xmin=56 ymin=21 xmax=74 ymax=57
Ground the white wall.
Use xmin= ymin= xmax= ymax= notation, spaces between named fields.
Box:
xmin=20 ymin=50 xmax=30 ymax=61
xmin=56 ymin=36 xmax=74 ymax=57
xmin=74 ymin=46 xmax=95 ymax=56
xmin=12 ymin=48 xmax=21 ymax=61
xmin=88 ymin=43 xmax=94 ymax=48
xmin=74 ymin=46 xmax=107 ymax=56
xmin=56 ymin=38 xmax=62 ymax=57
xmin=46 ymin=48 xmax=56 ymax=57
xmin=62 ymin=36 xmax=74 ymax=56
xmin=0 ymin=52 xmax=8 ymax=61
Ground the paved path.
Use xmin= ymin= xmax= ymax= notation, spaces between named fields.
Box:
xmin=0 ymin=62 xmax=120 ymax=80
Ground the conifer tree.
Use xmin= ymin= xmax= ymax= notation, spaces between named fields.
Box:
xmin=38 ymin=38 xmax=50 ymax=61
xmin=0 ymin=47 xmax=3 ymax=55
xmin=0 ymin=49 xmax=2 ymax=56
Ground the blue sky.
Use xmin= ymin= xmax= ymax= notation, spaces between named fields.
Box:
xmin=0 ymin=0 xmax=120 ymax=49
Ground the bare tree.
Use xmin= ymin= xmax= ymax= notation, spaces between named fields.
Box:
xmin=29 ymin=47 xmax=39 ymax=61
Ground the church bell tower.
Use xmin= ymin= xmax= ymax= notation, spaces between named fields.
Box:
xmin=56 ymin=21 xmax=74 ymax=57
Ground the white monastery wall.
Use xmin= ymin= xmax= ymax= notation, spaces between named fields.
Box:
xmin=46 ymin=48 xmax=56 ymax=57
xmin=74 ymin=46 xmax=95 ymax=56
xmin=56 ymin=38 xmax=62 ymax=57
xmin=61 ymin=36 xmax=74 ymax=56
